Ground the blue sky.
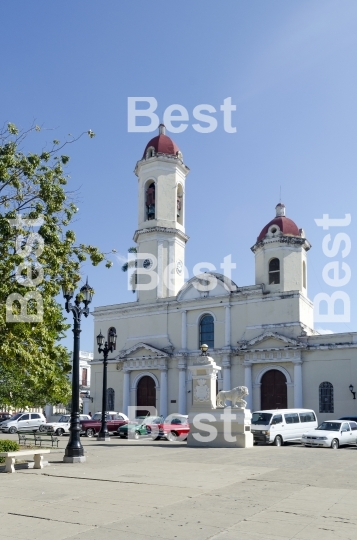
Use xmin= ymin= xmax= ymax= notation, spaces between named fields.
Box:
xmin=2 ymin=1 xmax=357 ymax=351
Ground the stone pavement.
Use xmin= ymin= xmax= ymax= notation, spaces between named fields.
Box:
xmin=1 ymin=434 xmax=357 ymax=539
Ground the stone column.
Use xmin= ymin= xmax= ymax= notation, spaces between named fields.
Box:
xmin=181 ymin=310 xmax=187 ymax=350
xmin=222 ymin=354 xmax=231 ymax=391
xmin=178 ymin=359 xmax=187 ymax=415
xmin=82 ymin=398 xmax=91 ymax=415
xmin=293 ymin=360 xmax=303 ymax=408
xmin=244 ymin=361 xmax=253 ymax=410
xmin=123 ymin=370 xmax=130 ymax=416
xmin=225 ymin=305 xmax=231 ymax=347
xmin=157 ymin=240 xmax=164 ymax=298
xmin=160 ymin=368 xmax=168 ymax=418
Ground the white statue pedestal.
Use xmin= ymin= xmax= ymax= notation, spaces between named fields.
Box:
xmin=187 ymin=407 xmax=253 ymax=448
xmin=187 ymin=355 xmax=253 ymax=448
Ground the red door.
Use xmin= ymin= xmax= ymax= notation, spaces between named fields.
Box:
xmin=137 ymin=376 xmax=156 ymax=416
xmin=261 ymin=370 xmax=287 ymax=410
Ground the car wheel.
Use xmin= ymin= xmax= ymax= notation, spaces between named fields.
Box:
xmin=86 ymin=428 xmax=95 ymax=438
xmin=9 ymin=426 xmax=17 ymax=434
xmin=167 ymin=431 xmax=178 ymax=442
xmin=39 ymin=424 xmax=47 ymax=432
xmin=151 ymin=434 xmax=160 ymax=441
xmin=56 ymin=428 xmax=64 ymax=436
xmin=134 ymin=431 xmax=140 ymax=440
xmin=331 ymin=438 xmax=339 ymax=450
xmin=274 ymin=435 xmax=283 ymax=447
xmin=119 ymin=434 xmax=126 ymax=439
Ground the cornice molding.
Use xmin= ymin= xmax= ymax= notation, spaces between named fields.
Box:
xmin=251 ymin=235 xmax=311 ymax=253
xmin=133 ymin=226 xmax=189 ymax=243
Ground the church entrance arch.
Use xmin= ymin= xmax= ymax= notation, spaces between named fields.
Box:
xmin=261 ymin=369 xmax=287 ymax=409
xmin=136 ymin=375 xmax=156 ymax=417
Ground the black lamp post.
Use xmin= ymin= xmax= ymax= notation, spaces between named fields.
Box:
xmin=97 ymin=327 xmax=117 ymax=441
xmin=62 ymin=278 xmax=94 ymax=463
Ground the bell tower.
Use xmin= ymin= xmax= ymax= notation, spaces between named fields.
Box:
xmin=133 ymin=125 xmax=190 ymax=303
xmin=251 ymin=203 xmax=311 ymax=295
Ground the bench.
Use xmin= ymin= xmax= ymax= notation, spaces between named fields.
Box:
xmin=18 ymin=432 xmax=59 ymax=448
xmin=0 ymin=449 xmax=51 ymax=473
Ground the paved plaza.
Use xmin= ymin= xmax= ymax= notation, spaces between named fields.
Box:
xmin=1 ymin=435 xmax=357 ymax=539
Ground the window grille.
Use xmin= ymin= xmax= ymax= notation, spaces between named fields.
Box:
xmin=319 ymin=382 xmax=334 ymax=413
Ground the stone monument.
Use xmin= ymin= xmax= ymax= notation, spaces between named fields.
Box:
xmin=187 ymin=345 xmax=253 ymax=448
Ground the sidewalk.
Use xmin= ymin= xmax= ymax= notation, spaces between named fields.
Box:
xmin=1 ymin=435 xmax=357 ymax=539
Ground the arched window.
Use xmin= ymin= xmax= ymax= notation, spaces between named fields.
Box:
xmin=108 ymin=327 xmax=117 ymax=350
xmin=145 ymin=182 xmax=155 ymax=220
xmin=269 ymin=258 xmax=280 ymax=284
xmin=319 ymin=382 xmax=334 ymax=413
xmin=106 ymin=388 xmax=115 ymax=411
xmin=177 ymin=184 xmax=183 ymax=226
xmin=146 ymin=146 xmax=155 ymax=159
xmin=199 ymin=315 xmax=214 ymax=349
xmin=303 ymin=261 xmax=306 ymax=289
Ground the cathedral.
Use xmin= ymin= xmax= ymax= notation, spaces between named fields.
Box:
xmin=90 ymin=125 xmax=357 ymax=421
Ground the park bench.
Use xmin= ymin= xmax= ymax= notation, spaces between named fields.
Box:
xmin=18 ymin=431 xmax=59 ymax=448
xmin=0 ymin=449 xmax=50 ymax=473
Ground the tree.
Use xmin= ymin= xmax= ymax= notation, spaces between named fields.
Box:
xmin=0 ymin=122 xmax=113 ymax=408
xmin=121 ymin=246 xmax=137 ymax=293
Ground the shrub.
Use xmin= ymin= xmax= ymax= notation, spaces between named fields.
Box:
xmin=0 ymin=440 xmax=19 ymax=463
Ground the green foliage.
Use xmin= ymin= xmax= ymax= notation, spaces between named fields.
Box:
xmin=0 ymin=440 xmax=19 ymax=462
xmin=0 ymin=122 xmax=112 ymax=408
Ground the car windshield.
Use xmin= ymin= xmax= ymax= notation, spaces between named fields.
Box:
xmin=9 ymin=413 xmax=22 ymax=421
xmin=92 ymin=414 xmax=102 ymax=421
xmin=164 ymin=415 xmax=187 ymax=424
xmin=146 ymin=417 xmax=162 ymax=424
xmin=58 ymin=416 xmax=70 ymax=423
xmin=251 ymin=413 xmax=273 ymax=425
xmin=317 ymin=422 xmax=341 ymax=431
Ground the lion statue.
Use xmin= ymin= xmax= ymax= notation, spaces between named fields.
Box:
xmin=216 ymin=386 xmax=249 ymax=408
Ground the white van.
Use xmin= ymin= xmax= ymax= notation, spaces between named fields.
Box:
xmin=251 ymin=409 xmax=318 ymax=446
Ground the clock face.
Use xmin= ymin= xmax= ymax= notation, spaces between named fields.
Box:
xmin=176 ymin=260 xmax=183 ymax=275
xmin=143 ymin=258 xmax=153 ymax=270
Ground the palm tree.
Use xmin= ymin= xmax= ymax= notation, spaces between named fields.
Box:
xmin=121 ymin=247 xmax=137 ymax=293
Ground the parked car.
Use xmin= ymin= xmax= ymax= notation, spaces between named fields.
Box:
xmin=339 ymin=416 xmax=357 ymax=423
xmin=301 ymin=420 xmax=357 ymax=449
xmin=1 ymin=412 xmax=46 ymax=434
xmin=44 ymin=414 xmax=91 ymax=435
xmin=151 ymin=414 xmax=190 ymax=441
xmin=0 ymin=412 xmax=11 ymax=424
xmin=118 ymin=416 xmax=163 ymax=439
xmin=251 ymin=409 xmax=318 ymax=446
xmin=81 ymin=412 xmax=128 ymax=437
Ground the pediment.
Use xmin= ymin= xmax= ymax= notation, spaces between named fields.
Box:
xmin=237 ymin=331 xmax=302 ymax=351
xmin=177 ymin=273 xmax=237 ymax=302
xmin=118 ymin=342 xmax=169 ymax=360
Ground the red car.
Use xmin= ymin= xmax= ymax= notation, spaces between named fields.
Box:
xmin=151 ymin=414 xmax=190 ymax=441
xmin=81 ymin=412 xmax=128 ymax=437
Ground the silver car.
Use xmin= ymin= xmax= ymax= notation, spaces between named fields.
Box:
xmin=302 ymin=420 xmax=357 ymax=449
xmin=1 ymin=412 xmax=46 ymax=434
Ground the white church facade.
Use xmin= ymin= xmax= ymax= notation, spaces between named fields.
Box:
xmin=90 ymin=126 xmax=357 ymax=421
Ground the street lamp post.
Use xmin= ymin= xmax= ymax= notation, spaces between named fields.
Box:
xmin=62 ymin=279 xmax=94 ymax=463
xmin=97 ymin=328 xmax=117 ymax=441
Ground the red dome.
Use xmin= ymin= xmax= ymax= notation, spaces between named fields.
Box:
xmin=258 ymin=217 xmax=300 ymax=241
xmin=143 ymin=124 xmax=180 ymax=158
xmin=257 ymin=204 xmax=300 ymax=241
